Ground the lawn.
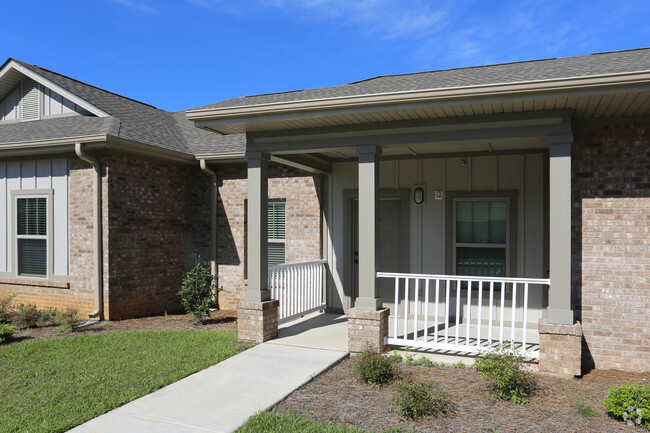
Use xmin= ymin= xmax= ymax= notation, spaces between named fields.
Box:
xmin=0 ymin=330 xmax=251 ymax=433
xmin=236 ymin=411 xmax=405 ymax=433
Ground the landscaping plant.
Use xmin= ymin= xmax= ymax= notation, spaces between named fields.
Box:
xmin=568 ymin=393 xmax=599 ymax=418
xmin=0 ymin=293 xmax=16 ymax=322
xmin=16 ymin=303 xmax=43 ymax=328
xmin=52 ymin=308 xmax=80 ymax=333
xmin=178 ymin=254 xmax=219 ymax=324
xmin=0 ymin=323 xmax=16 ymax=343
xmin=603 ymin=384 xmax=650 ymax=429
xmin=391 ymin=378 xmax=454 ymax=420
xmin=474 ymin=343 xmax=536 ymax=404
xmin=354 ymin=347 xmax=401 ymax=388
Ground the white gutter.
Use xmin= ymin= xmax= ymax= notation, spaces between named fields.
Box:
xmin=186 ymin=70 xmax=650 ymax=121
xmin=74 ymin=143 xmax=104 ymax=319
xmin=199 ymin=159 xmax=218 ymax=281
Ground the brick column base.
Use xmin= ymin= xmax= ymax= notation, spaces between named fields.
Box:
xmin=538 ymin=318 xmax=583 ymax=377
xmin=237 ymin=300 xmax=279 ymax=343
xmin=347 ymin=308 xmax=390 ymax=353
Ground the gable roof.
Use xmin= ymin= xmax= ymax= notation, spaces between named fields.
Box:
xmin=0 ymin=59 xmax=244 ymax=159
xmin=196 ymin=48 xmax=650 ymax=111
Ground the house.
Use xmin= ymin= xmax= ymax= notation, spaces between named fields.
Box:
xmin=0 ymin=58 xmax=322 ymax=319
xmin=2 ymin=48 xmax=648 ymax=375
xmin=186 ymin=48 xmax=650 ymax=375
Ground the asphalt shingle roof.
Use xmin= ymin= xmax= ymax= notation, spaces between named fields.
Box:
xmin=0 ymin=59 xmax=245 ymax=155
xmin=195 ymin=48 xmax=650 ymax=110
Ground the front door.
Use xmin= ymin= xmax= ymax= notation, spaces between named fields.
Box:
xmin=352 ymin=198 xmax=404 ymax=307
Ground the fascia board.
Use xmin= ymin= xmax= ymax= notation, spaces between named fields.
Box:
xmin=3 ymin=61 xmax=110 ymax=118
xmin=186 ymin=70 xmax=650 ymax=122
xmin=193 ymin=153 xmax=246 ymax=161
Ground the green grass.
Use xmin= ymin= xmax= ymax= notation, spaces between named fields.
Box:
xmin=0 ymin=330 xmax=251 ymax=433
xmin=236 ymin=411 xmax=407 ymax=433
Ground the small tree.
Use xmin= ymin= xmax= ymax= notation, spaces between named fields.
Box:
xmin=178 ymin=254 xmax=217 ymax=324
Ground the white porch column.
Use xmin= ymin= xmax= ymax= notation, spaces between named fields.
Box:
xmin=547 ymin=135 xmax=574 ymax=325
xmin=245 ymin=151 xmax=270 ymax=302
xmin=355 ymin=145 xmax=382 ymax=311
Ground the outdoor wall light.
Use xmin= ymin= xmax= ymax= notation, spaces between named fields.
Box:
xmin=413 ymin=187 xmax=425 ymax=204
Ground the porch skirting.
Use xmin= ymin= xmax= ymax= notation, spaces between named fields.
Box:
xmin=538 ymin=318 xmax=583 ymax=377
xmin=347 ymin=308 xmax=390 ymax=353
xmin=237 ymin=300 xmax=280 ymax=343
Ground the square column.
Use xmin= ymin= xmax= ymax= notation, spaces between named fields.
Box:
xmin=547 ymin=135 xmax=573 ymax=325
xmin=355 ymin=145 xmax=383 ymax=311
xmin=245 ymin=151 xmax=270 ymax=302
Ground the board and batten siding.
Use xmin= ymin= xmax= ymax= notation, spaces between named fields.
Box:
xmin=327 ymin=154 xmax=547 ymax=323
xmin=0 ymin=158 xmax=69 ymax=276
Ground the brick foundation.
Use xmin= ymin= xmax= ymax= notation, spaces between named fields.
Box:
xmin=347 ymin=308 xmax=390 ymax=353
xmin=538 ymin=318 xmax=583 ymax=377
xmin=237 ymin=299 xmax=279 ymax=343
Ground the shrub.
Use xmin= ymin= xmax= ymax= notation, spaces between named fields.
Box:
xmin=474 ymin=343 xmax=536 ymax=404
xmin=392 ymin=378 xmax=454 ymax=420
xmin=354 ymin=348 xmax=401 ymax=388
xmin=0 ymin=294 xmax=16 ymax=322
xmin=0 ymin=323 xmax=16 ymax=343
xmin=603 ymin=384 xmax=650 ymax=429
xmin=16 ymin=303 xmax=42 ymax=328
xmin=405 ymin=354 xmax=434 ymax=367
xmin=52 ymin=308 xmax=80 ymax=333
xmin=178 ymin=254 xmax=217 ymax=324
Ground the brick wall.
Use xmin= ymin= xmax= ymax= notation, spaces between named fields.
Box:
xmin=217 ymin=164 xmax=322 ymax=310
xmin=573 ymin=123 xmax=650 ymax=372
xmin=104 ymin=154 xmax=211 ymax=319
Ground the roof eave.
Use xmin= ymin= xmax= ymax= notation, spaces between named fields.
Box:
xmin=186 ymin=70 xmax=650 ymax=128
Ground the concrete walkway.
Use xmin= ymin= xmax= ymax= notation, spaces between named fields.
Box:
xmin=69 ymin=313 xmax=348 ymax=433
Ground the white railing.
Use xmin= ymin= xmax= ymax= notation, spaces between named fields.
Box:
xmin=269 ymin=259 xmax=327 ymax=324
xmin=377 ymin=272 xmax=550 ymax=359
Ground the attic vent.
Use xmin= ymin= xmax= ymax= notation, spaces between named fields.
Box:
xmin=21 ymin=78 xmax=40 ymax=121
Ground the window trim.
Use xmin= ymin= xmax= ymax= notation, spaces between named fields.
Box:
xmin=445 ymin=191 xmax=517 ymax=278
xmin=11 ymin=189 xmax=54 ymax=279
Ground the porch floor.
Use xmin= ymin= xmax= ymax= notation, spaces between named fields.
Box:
xmin=272 ymin=312 xmax=348 ymax=352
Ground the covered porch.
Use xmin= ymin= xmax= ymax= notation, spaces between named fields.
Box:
xmin=228 ymin=110 xmax=574 ymax=363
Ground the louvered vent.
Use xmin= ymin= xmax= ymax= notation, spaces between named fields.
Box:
xmin=21 ymin=78 xmax=40 ymax=121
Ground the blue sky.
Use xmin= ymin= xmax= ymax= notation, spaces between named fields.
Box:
xmin=2 ymin=0 xmax=649 ymax=112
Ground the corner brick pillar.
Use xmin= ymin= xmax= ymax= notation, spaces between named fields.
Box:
xmin=347 ymin=308 xmax=390 ymax=353
xmin=347 ymin=145 xmax=389 ymax=353
xmin=237 ymin=150 xmax=279 ymax=343
xmin=237 ymin=300 xmax=279 ymax=343
xmin=538 ymin=318 xmax=583 ymax=377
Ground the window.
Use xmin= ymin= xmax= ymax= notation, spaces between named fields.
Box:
xmin=267 ymin=201 xmax=286 ymax=265
xmin=15 ymin=195 xmax=48 ymax=277
xmin=453 ymin=198 xmax=510 ymax=278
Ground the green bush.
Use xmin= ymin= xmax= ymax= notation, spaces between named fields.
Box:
xmin=603 ymin=384 xmax=650 ymax=429
xmin=391 ymin=378 xmax=454 ymax=420
xmin=354 ymin=348 xmax=401 ymax=388
xmin=52 ymin=308 xmax=80 ymax=333
xmin=405 ymin=354 xmax=434 ymax=367
xmin=16 ymin=303 xmax=42 ymax=328
xmin=568 ymin=394 xmax=599 ymax=418
xmin=178 ymin=254 xmax=218 ymax=324
xmin=0 ymin=323 xmax=16 ymax=343
xmin=0 ymin=294 xmax=16 ymax=322
xmin=474 ymin=344 xmax=536 ymax=404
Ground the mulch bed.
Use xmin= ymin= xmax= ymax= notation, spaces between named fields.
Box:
xmin=275 ymin=357 xmax=649 ymax=433
xmin=6 ymin=310 xmax=238 ymax=346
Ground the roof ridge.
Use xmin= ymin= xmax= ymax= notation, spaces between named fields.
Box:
xmin=13 ymin=59 xmax=167 ymax=113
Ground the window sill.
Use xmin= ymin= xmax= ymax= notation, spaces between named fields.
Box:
xmin=0 ymin=276 xmax=70 ymax=289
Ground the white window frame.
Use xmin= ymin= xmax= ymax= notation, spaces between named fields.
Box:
xmin=12 ymin=189 xmax=54 ymax=279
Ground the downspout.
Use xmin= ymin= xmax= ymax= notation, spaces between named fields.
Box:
xmin=199 ymin=159 xmax=218 ymax=291
xmin=74 ymin=143 xmax=104 ymax=319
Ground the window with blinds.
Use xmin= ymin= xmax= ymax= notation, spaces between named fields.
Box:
xmin=268 ymin=201 xmax=286 ymax=265
xmin=16 ymin=197 xmax=47 ymax=276
xmin=454 ymin=199 xmax=508 ymax=278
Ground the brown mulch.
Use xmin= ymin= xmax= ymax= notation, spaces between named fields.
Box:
xmin=275 ymin=357 xmax=649 ymax=433
xmin=6 ymin=310 xmax=238 ymax=346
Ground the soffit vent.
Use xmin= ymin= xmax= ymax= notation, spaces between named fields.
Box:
xmin=21 ymin=78 xmax=40 ymax=121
